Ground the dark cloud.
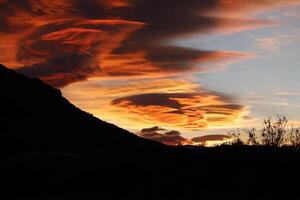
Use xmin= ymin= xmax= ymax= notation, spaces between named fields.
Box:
xmin=11 ymin=19 xmax=143 ymax=86
xmin=0 ymin=0 xmax=35 ymax=33
xmin=139 ymin=126 xmax=191 ymax=146
xmin=112 ymin=93 xmax=184 ymax=109
xmin=141 ymin=126 xmax=164 ymax=134
xmin=139 ymin=126 xmax=232 ymax=146
xmin=17 ymin=53 xmax=101 ymax=87
xmin=111 ymin=0 xmax=263 ymax=74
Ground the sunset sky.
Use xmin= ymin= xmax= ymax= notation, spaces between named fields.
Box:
xmin=1 ymin=0 xmax=300 ymax=145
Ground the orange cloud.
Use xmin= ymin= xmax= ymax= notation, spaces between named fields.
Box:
xmin=111 ymin=91 xmax=247 ymax=129
xmin=2 ymin=0 xmax=294 ymax=87
xmin=62 ymin=79 xmax=249 ymax=132
xmin=100 ymin=0 xmax=132 ymax=8
xmin=218 ymin=0 xmax=300 ymax=10
xmin=212 ymin=0 xmax=300 ymax=18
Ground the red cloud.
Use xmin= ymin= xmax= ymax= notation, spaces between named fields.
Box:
xmin=1 ymin=0 xmax=295 ymax=87
xmin=16 ymin=19 xmax=143 ymax=87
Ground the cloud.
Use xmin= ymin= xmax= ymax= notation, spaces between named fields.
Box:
xmin=17 ymin=53 xmax=101 ymax=87
xmin=62 ymin=78 xmax=248 ymax=131
xmin=139 ymin=126 xmax=191 ymax=146
xmin=14 ymin=19 xmax=143 ymax=87
xmin=1 ymin=0 xmax=297 ymax=87
xmin=275 ymin=92 xmax=300 ymax=97
xmin=256 ymin=30 xmax=300 ymax=52
xmin=213 ymin=0 xmax=300 ymax=17
xmin=111 ymin=90 xmax=247 ymax=129
xmin=1 ymin=0 xmax=299 ymax=133
xmin=256 ymin=35 xmax=289 ymax=52
xmin=139 ymin=126 xmax=233 ymax=146
xmin=191 ymin=135 xmax=232 ymax=146
xmin=141 ymin=126 xmax=165 ymax=134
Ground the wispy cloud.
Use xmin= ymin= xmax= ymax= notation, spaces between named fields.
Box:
xmin=256 ymin=34 xmax=291 ymax=52
xmin=276 ymin=92 xmax=300 ymax=97
xmin=256 ymin=30 xmax=300 ymax=52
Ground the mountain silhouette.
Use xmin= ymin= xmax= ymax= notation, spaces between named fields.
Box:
xmin=0 ymin=64 xmax=167 ymax=198
xmin=1 ymin=64 xmax=300 ymax=200
xmin=0 ymin=64 xmax=163 ymax=154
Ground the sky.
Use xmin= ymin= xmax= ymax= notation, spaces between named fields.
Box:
xmin=1 ymin=0 xmax=300 ymax=145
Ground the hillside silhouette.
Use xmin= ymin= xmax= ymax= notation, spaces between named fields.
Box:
xmin=1 ymin=64 xmax=300 ymax=200
xmin=0 ymin=64 xmax=162 ymax=150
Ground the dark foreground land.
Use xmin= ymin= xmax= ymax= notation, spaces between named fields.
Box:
xmin=1 ymin=64 xmax=300 ymax=200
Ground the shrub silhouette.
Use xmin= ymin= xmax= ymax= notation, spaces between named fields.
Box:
xmin=286 ymin=127 xmax=300 ymax=148
xmin=245 ymin=128 xmax=259 ymax=146
xmin=227 ymin=129 xmax=244 ymax=146
xmin=260 ymin=115 xmax=287 ymax=147
xmin=226 ymin=115 xmax=300 ymax=148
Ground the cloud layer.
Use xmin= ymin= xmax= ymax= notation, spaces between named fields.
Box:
xmin=15 ymin=19 xmax=143 ymax=87
xmin=139 ymin=126 xmax=191 ymax=146
xmin=1 ymin=0 xmax=298 ymax=86
xmin=112 ymin=90 xmax=247 ymax=129
xmin=1 ymin=0 xmax=299 ymax=137
xmin=139 ymin=126 xmax=232 ymax=146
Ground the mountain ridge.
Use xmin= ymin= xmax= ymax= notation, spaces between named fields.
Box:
xmin=0 ymin=63 xmax=164 ymax=157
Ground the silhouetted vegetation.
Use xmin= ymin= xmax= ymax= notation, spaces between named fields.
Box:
xmin=287 ymin=126 xmax=300 ymax=148
xmin=245 ymin=128 xmax=259 ymax=146
xmin=226 ymin=115 xmax=300 ymax=148
xmin=227 ymin=129 xmax=244 ymax=146
xmin=261 ymin=115 xmax=287 ymax=147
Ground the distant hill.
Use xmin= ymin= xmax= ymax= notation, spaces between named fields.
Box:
xmin=1 ymin=64 xmax=300 ymax=200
